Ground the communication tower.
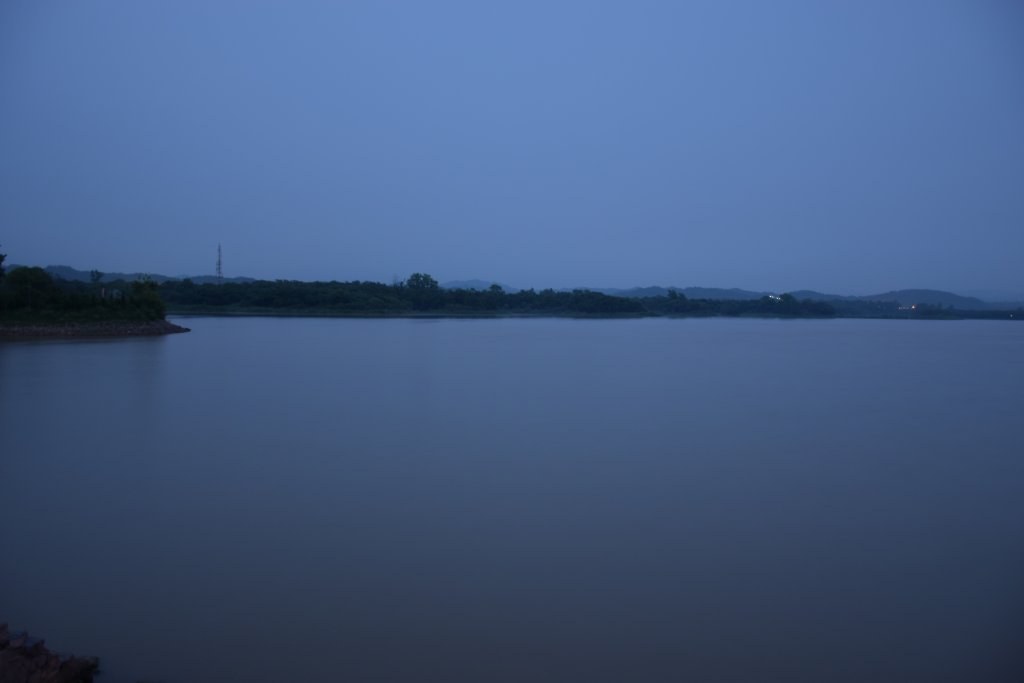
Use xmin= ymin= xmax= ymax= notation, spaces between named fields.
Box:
xmin=216 ymin=243 xmax=223 ymax=282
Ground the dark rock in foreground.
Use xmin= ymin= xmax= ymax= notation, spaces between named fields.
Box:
xmin=0 ymin=319 xmax=190 ymax=340
xmin=0 ymin=623 xmax=98 ymax=683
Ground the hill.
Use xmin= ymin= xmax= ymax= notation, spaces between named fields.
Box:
xmin=579 ymin=286 xmax=770 ymax=300
xmin=11 ymin=264 xmax=255 ymax=285
xmin=441 ymin=279 xmax=520 ymax=293
xmin=857 ymin=289 xmax=989 ymax=310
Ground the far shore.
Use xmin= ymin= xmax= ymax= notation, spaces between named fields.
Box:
xmin=0 ymin=319 xmax=190 ymax=340
xmin=167 ymin=307 xmax=651 ymax=319
xmin=164 ymin=307 xmax=1022 ymax=322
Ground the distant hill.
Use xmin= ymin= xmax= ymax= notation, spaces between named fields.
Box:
xmin=789 ymin=288 xmax=1022 ymax=311
xmin=857 ymin=289 xmax=989 ymax=311
xmin=787 ymin=289 xmax=855 ymax=302
xmin=39 ymin=265 xmax=178 ymax=283
xmin=441 ymin=279 xmax=520 ymax=293
xmin=590 ymin=286 xmax=1021 ymax=310
xmin=578 ymin=286 xmax=771 ymax=300
xmin=11 ymin=264 xmax=255 ymax=285
xmin=680 ymin=287 xmax=771 ymax=300
xmin=183 ymin=275 xmax=256 ymax=284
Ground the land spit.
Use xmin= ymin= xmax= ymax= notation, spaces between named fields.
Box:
xmin=0 ymin=319 xmax=190 ymax=340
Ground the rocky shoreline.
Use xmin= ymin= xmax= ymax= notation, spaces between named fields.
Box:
xmin=0 ymin=319 xmax=190 ymax=340
xmin=0 ymin=624 xmax=98 ymax=683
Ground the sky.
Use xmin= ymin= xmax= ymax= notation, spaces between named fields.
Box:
xmin=2 ymin=0 xmax=1023 ymax=296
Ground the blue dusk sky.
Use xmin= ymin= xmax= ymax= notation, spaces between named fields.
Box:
xmin=2 ymin=0 xmax=1022 ymax=295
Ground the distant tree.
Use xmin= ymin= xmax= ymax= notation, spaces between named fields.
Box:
xmin=405 ymin=273 xmax=439 ymax=290
xmin=400 ymin=273 xmax=442 ymax=310
xmin=0 ymin=246 xmax=6 ymax=284
xmin=90 ymin=269 xmax=104 ymax=284
xmin=488 ymin=283 xmax=504 ymax=294
xmin=667 ymin=289 xmax=687 ymax=301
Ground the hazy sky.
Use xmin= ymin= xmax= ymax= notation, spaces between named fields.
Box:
xmin=2 ymin=1 xmax=1022 ymax=294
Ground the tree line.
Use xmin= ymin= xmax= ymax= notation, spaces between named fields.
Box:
xmin=159 ymin=272 xmax=837 ymax=318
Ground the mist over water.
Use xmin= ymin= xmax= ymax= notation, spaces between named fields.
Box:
xmin=2 ymin=317 xmax=1023 ymax=682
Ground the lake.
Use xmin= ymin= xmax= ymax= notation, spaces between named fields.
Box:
xmin=2 ymin=316 xmax=1023 ymax=682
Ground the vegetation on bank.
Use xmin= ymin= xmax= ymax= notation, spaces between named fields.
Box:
xmin=161 ymin=273 xmax=648 ymax=316
xmin=158 ymin=273 xmax=1022 ymax=320
xmin=159 ymin=273 xmax=836 ymax=318
xmin=0 ymin=258 xmax=167 ymax=324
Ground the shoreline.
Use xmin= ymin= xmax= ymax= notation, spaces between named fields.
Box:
xmin=165 ymin=308 xmax=1021 ymax=322
xmin=0 ymin=319 xmax=191 ymax=340
xmin=165 ymin=307 xmax=827 ymax=320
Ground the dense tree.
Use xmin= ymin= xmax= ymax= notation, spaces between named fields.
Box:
xmin=642 ymin=291 xmax=835 ymax=318
xmin=5 ymin=267 xmax=59 ymax=309
xmin=404 ymin=273 xmax=440 ymax=290
xmin=157 ymin=277 xmax=648 ymax=316
xmin=401 ymin=273 xmax=442 ymax=310
xmin=130 ymin=278 xmax=166 ymax=318
xmin=0 ymin=263 xmax=168 ymax=322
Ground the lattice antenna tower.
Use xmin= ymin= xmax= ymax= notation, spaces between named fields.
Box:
xmin=216 ymin=243 xmax=223 ymax=282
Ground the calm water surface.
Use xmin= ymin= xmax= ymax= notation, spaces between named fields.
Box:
xmin=2 ymin=317 xmax=1023 ymax=682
